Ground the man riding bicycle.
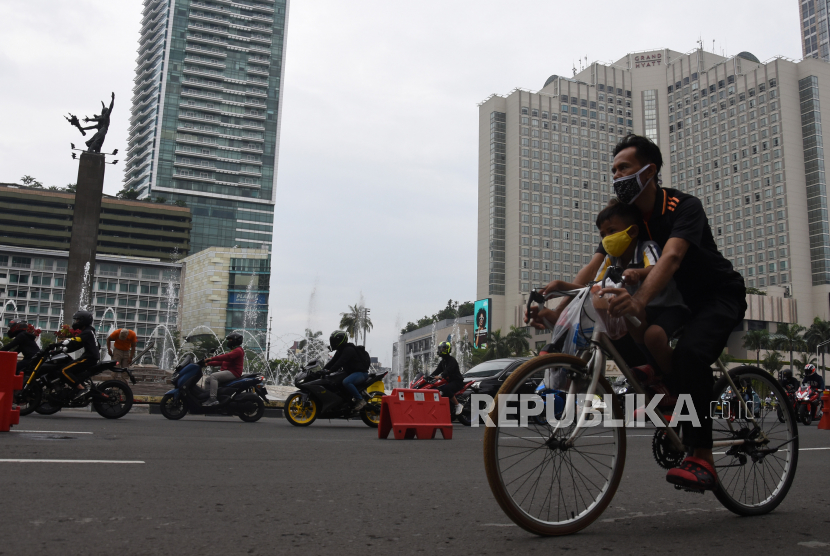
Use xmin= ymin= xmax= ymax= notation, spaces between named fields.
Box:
xmin=528 ymin=134 xmax=746 ymax=492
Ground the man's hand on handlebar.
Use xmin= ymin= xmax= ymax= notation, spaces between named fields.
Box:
xmin=526 ymin=305 xmax=558 ymax=330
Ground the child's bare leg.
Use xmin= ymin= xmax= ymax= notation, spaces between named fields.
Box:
xmin=644 ymin=325 xmax=673 ymax=374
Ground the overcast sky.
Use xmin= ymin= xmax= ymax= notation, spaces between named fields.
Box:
xmin=0 ymin=0 xmax=802 ymax=366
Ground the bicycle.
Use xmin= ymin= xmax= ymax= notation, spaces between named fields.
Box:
xmin=482 ymin=284 xmax=799 ymax=536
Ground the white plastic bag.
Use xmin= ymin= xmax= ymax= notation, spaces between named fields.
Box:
xmin=590 ymin=281 xmax=628 ymax=340
xmin=550 ymin=287 xmax=593 ymax=356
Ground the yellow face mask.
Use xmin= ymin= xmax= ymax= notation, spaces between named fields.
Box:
xmin=601 ymin=226 xmax=635 ymax=258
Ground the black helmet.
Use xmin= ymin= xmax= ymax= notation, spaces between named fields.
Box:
xmin=226 ymin=332 xmax=244 ymax=348
xmin=7 ymin=320 xmax=28 ymax=337
xmin=71 ymin=310 xmax=93 ymax=328
xmin=329 ymin=330 xmax=348 ymax=350
xmin=436 ymin=341 xmax=452 ymax=357
xmin=804 ymin=363 xmax=817 ymax=375
xmin=782 ymin=369 xmax=793 ymax=379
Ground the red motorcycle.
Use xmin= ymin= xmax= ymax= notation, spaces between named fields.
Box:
xmin=409 ymin=373 xmax=474 ymax=426
xmin=795 ymin=384 xmax=823 ymax=425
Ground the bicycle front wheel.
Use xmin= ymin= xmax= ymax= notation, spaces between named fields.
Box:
xmin=483 ymin=354 xmax=626 ymax=536
xmin=712 ymin=366 xmax=798 ymax=516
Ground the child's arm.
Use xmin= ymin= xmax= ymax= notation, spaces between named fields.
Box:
xmin=622 ymin=267 xmax=652 ymax=286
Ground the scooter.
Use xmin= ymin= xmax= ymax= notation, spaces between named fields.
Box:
xmin=159 ymin=353 xmax=268 ymax=422
xmin=409 ymin=373 xmax=474 ymax=426
xmin=284 ymin=359 xmax=387 ymax=428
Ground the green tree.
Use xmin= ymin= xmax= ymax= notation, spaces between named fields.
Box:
xmin=435 ymin=300 xmax=459 ymax=321
xmin=477 ymin=329 xmax=512 ymax=362
xmin=186 ymin=334 xmax=221 ymax=359
xmin=20 ymin=175 xmax=43 ymax=188
xmin=771 ymin=323 xmax=806 ymax=374
xmin=153 ymin=196 xmax=168 ymax=203
xmin=761 ymin=350 xmax=784 ymax=376
xmin=742 ymin=329 xmax=770 ymax=366
xmin=745 ymin=287 xmax=766 ymax=296
xmin=505 ymin=325 xmax=532 ymax=356
xmin=458 ymin=301 xmax=474 ymax=317
xmin=339 ymin=305 xmax=373 ymax=345
xmin=39 ymin=332 xmax=57 ymax=349
xmin=719 ymin=349 xmax=735 ymax=365
xmin=173 ymin=199 xmax=187 ymax=207
xmin=117 ymin=187 xmax=141 ymax=200
xmin=64 ymin=183 xmax=77 ymax=192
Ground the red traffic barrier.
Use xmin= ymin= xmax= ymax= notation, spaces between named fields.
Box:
xmin=818 ymin=391 xmax=830 ymax=431
xmin=0 ymin=351 xmax=23 ymax=432
xmin=378 ymin=388 xmax=452 ymax=440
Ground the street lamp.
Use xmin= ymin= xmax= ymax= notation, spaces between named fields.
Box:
xmin=816 ymin=338 xmax=830 ymax=384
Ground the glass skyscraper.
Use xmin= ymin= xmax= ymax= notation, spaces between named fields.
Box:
xmin=123 ymin=0 xmax=288 ymax=254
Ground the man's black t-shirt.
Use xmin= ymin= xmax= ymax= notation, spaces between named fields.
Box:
xmin=597 ymin=187 xmax=744 ymax=308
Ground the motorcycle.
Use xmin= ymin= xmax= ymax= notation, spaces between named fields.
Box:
xmin=14 ymin=340 xmax=136 ymax=419
xmin=284 ymin=359 xmax=387 ymax=427
xmin=159 ymin=353 xmax=268 ymax=422
xmin=409 ymin=372 xmax=474 ymax=426
xmin=795 ymin=384 xmax=823 ymax=425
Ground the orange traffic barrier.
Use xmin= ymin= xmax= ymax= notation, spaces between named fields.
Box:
xmin=0 ymin=352 xmax=23 ymax=432
xmin=818 ymin=391 xmax=830 ymax=431
xmin=378 ymin=388 xmax=452 ymax=440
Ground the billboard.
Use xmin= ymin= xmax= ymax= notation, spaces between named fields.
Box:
xmin=473 ymin=298 xmax=491 ymax=349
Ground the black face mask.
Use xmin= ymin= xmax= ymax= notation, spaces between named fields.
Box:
xmin=612 ymin=164 xmax=653 ymax=204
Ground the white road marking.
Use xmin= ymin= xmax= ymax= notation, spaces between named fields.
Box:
xmin=10 ymin=430 xmax=93 ymax=435
xmin=480 ymin=523 xmax=517 ymax=527
xmin=0 ymin=459 xmax=144 ymax=464
xmin=799 ymin=541 xmax=829 ymax=548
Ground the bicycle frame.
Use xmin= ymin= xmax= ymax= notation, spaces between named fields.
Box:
xmin=530 ymin=286 xmax=765 ymax=453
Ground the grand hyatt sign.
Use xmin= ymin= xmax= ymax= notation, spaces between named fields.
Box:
xmin=634 ymin=53 xmax=662 ymax=68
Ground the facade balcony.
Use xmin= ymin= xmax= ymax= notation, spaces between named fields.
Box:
xmin=248 ymin=44 xmax=270 ymax=55
xmin=188 ymin=23 xmax=229 ymax=37
xmin=127 ymin=116 xmax=156 ymax=135
xmin=188 ymin=12 xmax=231 ymax=25
xmin=250 ymin=13 xmax=273 ymax=23
xmin=181 ymin=89 xmax=224 ymax=102
xmin=139 ymin=20 xmax=166 ymax=43
xmin=174 ymin=159 xmax=218 ymax=171
xmin=241 ymin=2 xmax=274 ymax=14
xmin=240 ymin=144 xmax=264 ymax=153
xmin=183 ymin=66 xmax=226 ymax=80
xmin=241 ymin=111 xmax=266 ymax=120
xmin=176 ymin=147 xmax=220 ymax=161
xmin=246 ymin=67 xmax=269 ymax=77
xmin=181 ymin=101 xmax=223 ymax=114
xmin=187 ymin=34 xmax=229 ymax=49
xmin=179 ymin=112 xmax=222 ymax=125
xmin=132 ymin=73 xmax=161 ymax=93
xmin=244 ymin=88 xmax=267 ymax=98
xmin=129 ymin=105 xmax=156 ymax=125
xmin=175 ymin=134 xmax=220 ymax=148
xmin=141 ymin=0 xmax=166 ymax=24
xmin=177 ymin=124 xmax=221 ymax=137
xmin=247 ymin=55 xmax=270 ymax=65
xmin=242 ymin=98 xmax=267 ymax=107
xmin=135 ymin=50 xmax=164 ymax=76
xmin=127 ymin=134 xmax=154 ymax=156
xmin=131 ymin=92 xmax=159 ymax=112
xmin=240 ymin=121 xmax=265 ymax=130
xmin=183 ymin=56 xmax=226 ymax=69
xmin=185 ymin=44 xmax=228 ymax=58
xmin=135 ymin=38 xmax=165 ymax=65
xmin=182 ymin=76 xmax=224 ymax=90
xmin=249 ymin=35 xmax=272 ymax=46
xmin=122 ymin=168 xmax=151 ymax=188
xmin=189 ymin=1 xmax=230 ymax=16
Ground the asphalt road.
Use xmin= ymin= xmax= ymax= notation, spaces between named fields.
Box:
xmin=1 ymin=411 xmax=829 ymax=556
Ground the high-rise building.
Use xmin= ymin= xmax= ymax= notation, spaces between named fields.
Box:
xmin=477 ymin=47 xmax=830 ymax=354
xmin=123 ymin=0 xmax=288 ymax=254
xmin=800 ymin=0 xmax=830 ymax=61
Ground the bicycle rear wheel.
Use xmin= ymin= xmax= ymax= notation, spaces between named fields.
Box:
xmin=483 ymin=354 xmax=626 ymax=536
xmin=712 ymin=366 xmax=798 ymax=516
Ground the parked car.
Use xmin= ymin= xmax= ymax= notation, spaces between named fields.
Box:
xmin=466 ymin=357 xmax=532 ymax=398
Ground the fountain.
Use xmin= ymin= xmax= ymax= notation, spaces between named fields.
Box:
xmin=77 ymin=262 xmax=92 ymax=311
xmin=99 ymin=306 xmax=118 ymax=362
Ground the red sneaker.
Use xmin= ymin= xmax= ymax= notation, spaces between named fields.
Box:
xmin=631 ymin=364 xmax=658 ymax=385
xmin=666 ymin=456 xmax=718 ymax=491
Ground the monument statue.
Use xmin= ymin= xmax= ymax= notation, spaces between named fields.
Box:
xmin=66 ymin=92 xmax=115 ymax=153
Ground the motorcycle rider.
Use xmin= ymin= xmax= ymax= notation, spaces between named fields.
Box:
xmin=202 ymin=332 xmax=245 ymax=407
xmin=780 ymin=369 xmax=800 ymax=393
xmin=430 ymin=341 xmax=464 ymax=415
xmin=1 ymin=320 xmax=41 ymax=373
xmin=324 ymin=330 xmax=368 ymax=411
xmin=61 ymin=310 xmax=101 ymax=399
xmin=802 ymin=363 xmax=826 ymax=391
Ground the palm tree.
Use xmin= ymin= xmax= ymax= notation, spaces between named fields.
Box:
xmin=792 ymin=353 xmax=817 ymax=378
xmin=742 ymin=329 xmax=770 ymax=366
xmin=804 ymin=317 xmax=830 ymax=375
xmin=770 ymin=323 xmax=806 ymax=374
xmin=761 ymin=350 xmax=784 ymax=376
xmin=478 ymin=329 xmax=512 ymax=362
xmin=506 ymin=325 xmax=532 ymax=356
xmin=339 ymin=304 xmax=373 ymax=345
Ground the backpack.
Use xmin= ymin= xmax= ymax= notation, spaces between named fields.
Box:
xmin=353 ymin=345 xmax=372 ymax=372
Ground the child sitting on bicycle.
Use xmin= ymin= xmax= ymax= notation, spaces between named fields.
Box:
xmin=593 ymin=199 xmax=689 ymax=390
xmin=549 ymin=200 xmax=688 ymax=405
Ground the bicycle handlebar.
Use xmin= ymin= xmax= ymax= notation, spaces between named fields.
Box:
xmin=526 ymin=286 xmax=641 ymax=329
